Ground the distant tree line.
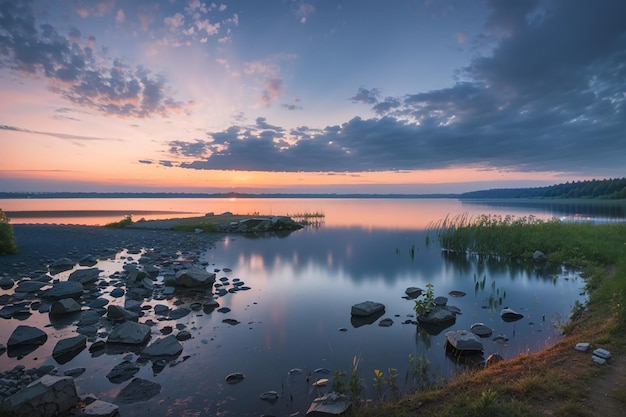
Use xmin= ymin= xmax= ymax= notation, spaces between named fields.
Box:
xmin=461 ymin=178 xmax=626 ymax=200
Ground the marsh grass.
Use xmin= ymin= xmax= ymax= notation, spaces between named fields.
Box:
xmin=103 ymin=214 xmax=133 ymax=228
xmin=0 ymin=209 xmax=18 ymax=254
xmin=357 ymin=214 xmax=626 ymax=417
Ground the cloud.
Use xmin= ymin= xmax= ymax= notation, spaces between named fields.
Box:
xmin=0 ymin=124 xmax=124 ymax=143
xmin=163 ymin=0 xmax=625 ymax=177
xmin=294 ymin=3 xmax=315 ymax=24
xmin=259 ymin=78 xmax=285 ymax=106
xmin=0 ymin=0 xmax=187 ymax=118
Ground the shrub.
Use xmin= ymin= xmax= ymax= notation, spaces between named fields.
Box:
xmin=0 ymin=209 xmax=18 ymax=254
xmin=104 ymin=215 xmax=133 ymax=228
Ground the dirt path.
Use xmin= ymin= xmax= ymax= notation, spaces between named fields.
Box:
xmin=587 ymin=354 xmax=626 ymax=416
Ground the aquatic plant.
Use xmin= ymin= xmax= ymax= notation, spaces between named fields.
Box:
xmin=413 ymin=283 xmax=436 ymax=315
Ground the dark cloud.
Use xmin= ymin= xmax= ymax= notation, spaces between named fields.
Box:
xmin=0 ymin=0 xmax=186 ymax=118
xmin=165 ymin=0 xmax=625 ymax=176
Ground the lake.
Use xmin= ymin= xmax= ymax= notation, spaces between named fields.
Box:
xmin=0 ymin=197 xmax=622 ymax=416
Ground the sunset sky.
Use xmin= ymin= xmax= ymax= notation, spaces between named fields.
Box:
xmin=1 ymin=0 xmax=624 ymax=194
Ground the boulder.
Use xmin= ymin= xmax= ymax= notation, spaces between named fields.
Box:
xmin=533 ymin=250 xmax=548 ymax=263
xmin=15 ymin=280 xmax=47 ymax=293
xmin=445 ymin=330 xmax=484 ymax=354
xmin=470 ymin=323 xmax=493 ymax=338
xmin=107 ymin=305 xmax=139 ymax=322
xmin=141 ymin=335 xmax=183 ymax=357
xmin=40 ymin=281 xmax=84 ymax=299
xmin=107 ymin=322 xmax=151 ymax=345
xmin=50 ymin=298 xmax=82 ymax=315
xmin=116 ymin=378 xmax=161 ymax=404
xmin=77 ymin=310 xmax=102 ymax=326
xmin=306 ymin=392 xmax=352 ymax=416
xmin=0 ymin=375 xmax=79 ymax=417
xmin=68 ymin=268 xmax=101 ymax=285
xmin=405 ymin=287 xmax=423 ymax=298
xmin=52 ymin=335 xmax=87 ymax=364
xmin=106 ymin=361 xmax=140 ymax=384
xmin=417 ymin=306 xmax=456 ymax=325
xmin=76 ymin=399 xmax=119 ymax=417
xmin=500 ymin=307 xmax=524 ymax=322
xmin=173 ymin=268 xmax=216 ymax=288
xmin=350 ymin=301 xmax=385 ymax=317
xmin=0 ymin=276 xmax=14 ymax=289
xmin=49 ymin=258 xmax=76 ymax=274
xmin=7 ymin=325 xmax=48 ymax=348
xmin=78 ymin=254 xmax=98 ymax=267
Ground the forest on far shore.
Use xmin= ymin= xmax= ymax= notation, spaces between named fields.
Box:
xmin=460 ymin=177 xmax=626 ymax=199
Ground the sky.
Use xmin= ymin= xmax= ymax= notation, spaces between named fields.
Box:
xmin=0 ymin=0 xmax=625 ymax=194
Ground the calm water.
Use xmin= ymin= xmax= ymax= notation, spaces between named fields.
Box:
xmin=0 ymin=198 xmax=619 ymax=416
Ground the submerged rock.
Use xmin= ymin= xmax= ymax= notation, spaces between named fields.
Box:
xmin=500 ymin=307 xmax=524 ymax=322
xmin=116 ymin=378 xmax=161 ymax=404
xmin=470 ymin=323 xmax=493 ymax=338
xmin=225 ymin=372 xmax=245 ymax=384
xmin=142 ymin=335 xmax=183 ymax=357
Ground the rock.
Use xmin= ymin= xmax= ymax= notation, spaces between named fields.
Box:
xmin=306 ymin=392 xmax=352 ymax=416
xmin=350 ymin=301 xmax=385 ymax=317
xmin=417 ymin=306 xmax=456 ymax=326
xmin=50 ymin=298 xmax=82 ymax=315
xmin=77 ymin=311 xmax=102 ymax=326
xmin=222 ymin=318 xmax=240 ymax=326
xmin=312 ymin=378 xmax=329 ymax=387
xmin=173 ymin=267 xmax=216 ymax=288
xmin=470 ymin=323 xmax=493 ymax=338
xmin=142 ymin=335 xmax=183 ymax=357
xmin=1 ymin=375 xmax=79 ymax=417
xmin=52 ymin=335 xmax=87 ymax=364
xmin=89 ymin=298 xmax=109 ymax=309
xmin=63 ymin=368 xmax=86 ymax=378
xmin=7 ymin=325 xmax=48 ymax=348
xmin=485 ymin=353 xmax=504 ymax=366
xmin=405 ymin=287 xmax=423 ymax=298
xmin=68 ymin=268 xmax=101 ymax=285
xmin=15 ymin=280 xmax=47 ymax=293
xmin=575 ymin=342 xmax=590 ymax=352
xmin=378 ymin=318 xmax=394 ymax=327
xmin=168 ymin=307 xmax=191 ymax=320
xmin=116 ymin=378 xmax=161 ymax=404
xmin=109 ymin=288 xmax=125 ymax=298
xmin=593 ymin=348 xmax=611 ymax=360
xmin=49 ymin=258 xmax=76 ymax=274
xmin=76 ymin=399 xmax=119 ymax=417
xmin=107 ymin=305 xmax=139 ymax=322
xmin=106 ymin=361 xmax=140 ymax=384
xmin=445 ymin=330 xmax=484 ymax=354
xmin=225 ymin=373 xmax=245 ymax=384
xmin=78 ymin=255 xmax=98 ymax=267
xmin=259 ymin=390 xmax=279 ymax=402
xmin=449 ymin=290 xmax=466 ymax=297
xmin=533 ymin=250 xmax=548 ymax=262
xmin=592 ymin=355 xmax=607 ymax=365
xmin=500 ymin=307 xmax=524 ymax=322
xmin=0 ymin=276 xmax=14 ymax=289
xmin=107 ymin=322 xmax=151 ymax=345
xmin=40 ymin=281 xmax=84 ymax=299
xmin=434 ymin=296 xmax=448 ymax=306
xmin=175 ymin=331 xmax=191 ymax=341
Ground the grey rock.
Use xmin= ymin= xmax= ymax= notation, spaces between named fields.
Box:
xmin=15 ymin=280 xmax=47 ymax=293
xmin=1 ymin=375 xmax=79 ymax=417
xmin=49 ymin=258 xmax=76 ymax=274
xmin=533 ymin=250 xmax=548 ymax=262
xmin=417 ymin=306 xmax=456 ymax=325
xmin=76 ymin=399 xmax=119 ymax=417
xmin=78 ymin=255 xmax=98 ymax=267
xmin=445 ymin=330 xmax=484 ymax=353
xmin=52 ymin=336 xmax=87 ymax=364
xmin=470 ymin=323 xmax=493 ymax=338
xmin=107 ymin=305 xmax=139 ymax=322
xmin=107 ymin=322 xmax=151 ymax=345
xmin=173 ymin=267 xmax=216 ymax=288
xmin=40 ymin=281 xmax=84 ymax=299
xmin=500 ymin=307 xmax=524 ymax=322
xmin=306 ymin=392 xmax=352 ymax=416
xmin=68 ymin=268 xmax=101 ymax=285
xmin=350 ymin=301 xmax=385 ymax=317
xmin=142 ymin=335 xmax=183 ymax=357
xmin=0 ymin=276 xmax=14 ymax=289
xmin=77 ymin=311 xmax=102 ymax=326
xmin=116 ymin=378 xmax=161 ymax=404
xmin=50 ymin=298 xmax=82 ymax=315
xmin=7 ymin=325 xmax=47 ymax=348
xmin=106 ymin=361 xmax=140 ymax=384
xmin=378 ymin=318 xmax=394 ymax=327
xmin=405 ymin=287 xmax=423 ymax=298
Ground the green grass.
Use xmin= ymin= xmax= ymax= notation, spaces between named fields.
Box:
xmin=357 ymin=214 xmax=626 ymax=417
xmin=0 ymin=209 xmax=18 ymax=254
xmin=103 ymin=214 xmax=134 ymax=228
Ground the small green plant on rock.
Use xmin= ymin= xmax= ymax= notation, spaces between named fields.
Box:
xmin=0 ymin=209 xmax=18 ymax=254
xmin=413 ymin=283 xmax=436 ymax=315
